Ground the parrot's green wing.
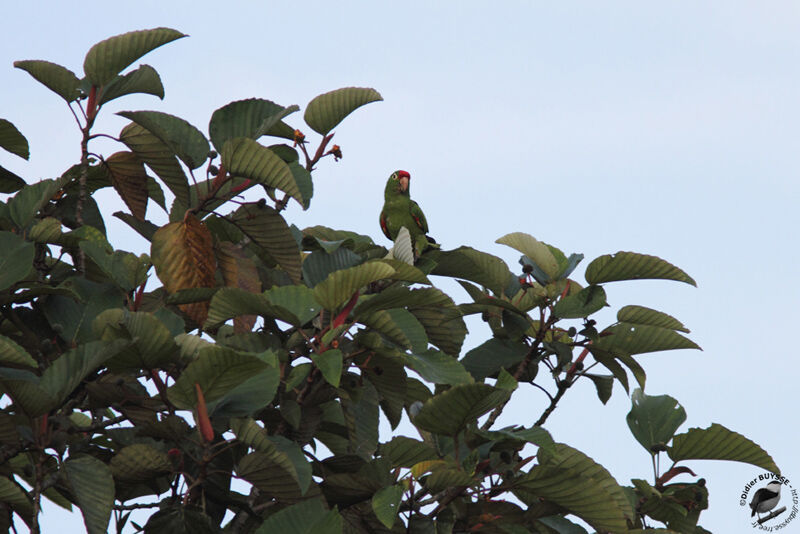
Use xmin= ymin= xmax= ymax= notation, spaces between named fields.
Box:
xmin=379 ymin=208 xmax=392 ymax=240
xmin=409 ymin=200 xmax=429 ymax=234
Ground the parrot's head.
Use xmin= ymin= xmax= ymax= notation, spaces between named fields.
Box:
xmin=386 ymin=170 xmax=411 ymax=197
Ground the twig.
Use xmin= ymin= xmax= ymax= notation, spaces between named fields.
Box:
xmin=533 ymin=381 xmax=569 ymax=427
xmin=113 ymin=501 xmax=161 ymax=511
xmin=530 ymin=381 xmax=554 ymax=402
xmin=67 ymin=415 xmax=127 ymax=434
xmin=150 ymin=370 xmax=176 ymax=415
xmin=67 ymin=103 xmax=84 ymax=130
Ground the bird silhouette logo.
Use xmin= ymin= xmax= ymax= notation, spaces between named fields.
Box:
xmin=749 ymin=480 xmax=781 ymax=519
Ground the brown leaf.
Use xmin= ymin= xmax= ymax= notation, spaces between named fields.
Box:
xmin=106 ymin=151 xmax=149 ymax=221
xmin=151 ymin=214 xmax=217 ymax=325
xmin=216 ymin=240 xmax=260 ymax=332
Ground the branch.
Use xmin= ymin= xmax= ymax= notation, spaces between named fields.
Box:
xmin=757 ymin=506 xmax=787 ymax=525
xmin=481 ymin=311 xmax=555 ymax=431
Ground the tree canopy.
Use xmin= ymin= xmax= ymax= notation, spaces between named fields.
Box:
xmin=0 ymin=28 xmax=778 ymax=534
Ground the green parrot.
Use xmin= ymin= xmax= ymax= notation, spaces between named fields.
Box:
xmin=379 ymin=170 xmax=435 ymax=250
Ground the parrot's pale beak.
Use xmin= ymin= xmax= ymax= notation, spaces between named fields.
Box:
xmin=399 ymin=176 xmax=409 ymax=192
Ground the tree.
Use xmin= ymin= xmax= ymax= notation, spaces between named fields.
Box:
xmin=0 ymin=28 xmax=778 ymax=533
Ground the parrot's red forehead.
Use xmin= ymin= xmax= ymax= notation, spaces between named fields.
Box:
xmin=396 ymin=170 xmax=410 ymax=179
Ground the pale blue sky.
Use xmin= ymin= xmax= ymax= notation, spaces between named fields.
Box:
xmin=2 ymin=2 xmax=799 ymax=532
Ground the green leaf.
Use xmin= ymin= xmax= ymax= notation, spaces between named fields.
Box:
xmin=425 ymin=466 xmax=475 ymax=493
xmin=403 ymin=349 xmax=473 ymax=386
xmin=288 ymin=161 xmax=314 ymax=210
xmin=314 ymin=262 xmax=396 ymax=311
xmin=617 ymin=305 xmax=690 ymax=333
xmin=535 ymin=516 xmax=589 ymax=534
xmin=304 ymin=87 xmax=383 ymax=135
xmin=113 ymin=211 xmax=159 ymax=241
xmin=222 ymin=138 xmax=304 ymax=208
xmin=38 ymin=340 xmax=129 ymax=412
xmin=302 ymin=226 xmax=376 ymax=253
xmin=109 ymin=444 xmax=171 ymax=482
xmin=117 ymin=111 xmax=209 ymax=170
xmin=313 ymin=349 xmax=343 ymax=387
xmin=461 ymin=338 xmax=528 ymax=382
xmin=496 ymin=232 xmax=560 ymax=280
xmin=478 ymin=426 xmax=555 ymax=453
xmin=230 ymin=203 xmax=302 ymax=282
xmin=0 ymin=165 xmax=26 ymax=193
xmin=254 ymin=105 xmax=301 ymax=138
xmin=0 ymin=334 xmax=36 ymax=368
xmin=585 ymin=373 xmax=613 ymax=404
xmin=668 ymin=423 xmax=780 ymax=474
xmin=0 ymin=369 xmax=54 ymax=418
xmin=495 ymin=368 xmax=518 ymax=390
xmin=626 ymin=389 xmax=686 ymax=453
xmin=413 ymin=383 xmax=509 ymax=436
xmin=41 ymin=278 xmax=124 ymax=344
xmin=208 ymin=367 xmax=280 ymax=418
xmin=94 ymin=309 xmax=180 ymax=370
xmin=359 ymin=308 xmax=428 ymax=352
xmin=406 ymin=289 xmax=466 ymax=357
xmin=264 ymin=285 xmax=321 ymax=325
xmin=8 ymin=176 xmax=69 ymax=228
xmin=0 ymin=118 xmax=30 ymax=159
xmin=585 ymin=251 xmax=696 ymax=286
xmin=341 ymin=380 xmax=380 ymax=459
xmin=357 ymin=352 xmax=406 ymax=429
xmin=428 ymin=246 xmax=513 ymax=296
xmin=142 ymin=506 xmax=218 ymax=533
xmin=236 ymin=450 xmax=305 ymax=500
xmin=80 ymin=241 xmax=149 ymax=292
xmin=0 ymin=232 xmax=34 ymax=291
xmin=29 ymin=217 xmax=63 ymax=243
xmin=64 ymin=456 xmax=114 ymax=534
xmin=255 ymin=499 xmax=328 ymax=534
xmin=269 ymin=144 xmax=300 ymax=163
xmin=353 ymin=286 xmax=451 ymax=317
xmin=380 ymin=436 xmax=438 ymax=468
xmin=209 ymin=98 xmax=297 ymax=152
xmin=538 ymin=442 xmax=634 ymax=522
xmin=119 ymin=123 xmax=190 ymax=206
xmin=97 ymin=64 xmax=164 ymax=106
xmin=168 ymin=346 xmax=270 ymax=409
xmin=553 ymin=285 xmax=606 ymax=319
xmin=165 ymin=287 xmax=219 ymax=305
xmin=370 ymin=258 xmax=432 ymax=285
xmin=0 ymin=475 xmax=33 ymax=526
xmin=308 ymin=508 xmax=343 ymax=534
xmin=268 ymin=435 xmax=313 ymax=495
xmin=615 ymin=352 xmax=645 ymax=391
xmin=372 ymin=485 xmax=404 ymax=529
xmin=303 ymin=247 xmax=363 ymax=288
xmin=147 ymin=175 xmax=167 ymax=211
xmin=595 ymin=323 xmax=700 ymax=355
xmin=206 ymin=287 xmax=308 ymax=329
xmin=13 ymin=60 xmax=81 ymax=103
xmin=231 ymin=418 xmax=303 ymax=488
xmin=83 ymin=27 xmax=186 ymax=87
xmin=515 ymin=465 xmax=628 ymax=533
